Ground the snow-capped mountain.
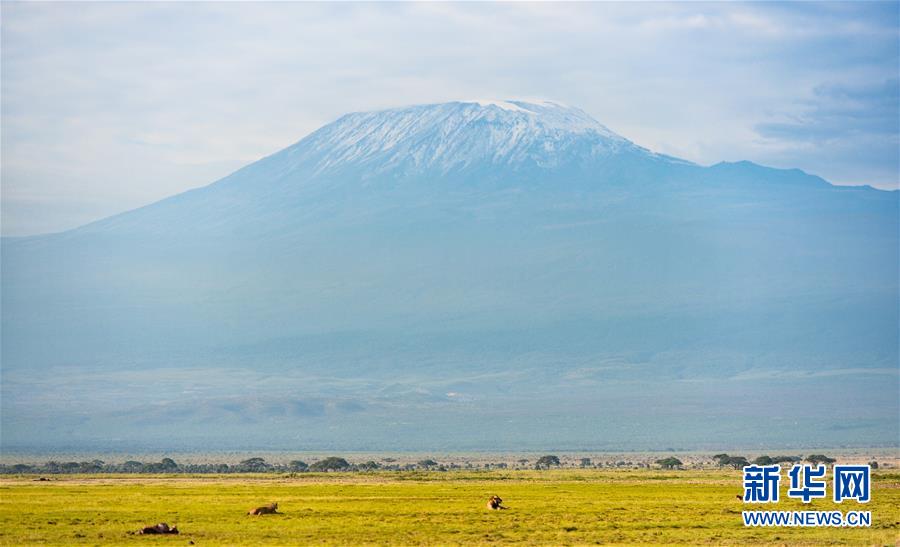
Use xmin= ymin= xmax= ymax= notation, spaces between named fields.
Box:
xmin=242 ymin=99 xmax=694 ymax=182
xmin=288 ymin=100 xmax=650 ymax=175
xmin=2 ymin=101 xmax=897 ymax=451
xmin=67 ymin=100 xmax=777 ymax=237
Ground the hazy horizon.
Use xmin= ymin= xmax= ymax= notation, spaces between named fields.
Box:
xmin=1 ymin=4 xmax=898 ymax=455
xmin=3 ymin=100 xmax=897 ymax=452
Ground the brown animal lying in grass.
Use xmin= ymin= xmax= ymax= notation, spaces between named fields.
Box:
xmin=137 ymin=523 xmax=179 ymax=534
xmin=487 ymin=495 xmax=508 ymax=510
xmin=248 ymin=502 xmax=278 ymax=515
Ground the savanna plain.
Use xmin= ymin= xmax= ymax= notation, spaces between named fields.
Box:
xmin=1 ymin=468 xmax=898 ymax=546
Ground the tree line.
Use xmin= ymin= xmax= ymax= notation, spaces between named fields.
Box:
xmin=0 ymin=456 xmax=497 ymax=474
xmin=1 ymin=453 xmax=875 ymax=474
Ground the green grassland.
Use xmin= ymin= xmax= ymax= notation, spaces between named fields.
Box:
xmin=1 ymin=470 xmax=898 ymax=545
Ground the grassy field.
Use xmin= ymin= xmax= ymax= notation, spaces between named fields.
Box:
xmin=0 ymin=469 xmax=898 ymax=545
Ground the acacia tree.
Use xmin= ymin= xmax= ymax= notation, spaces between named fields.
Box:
xmin=713 ymin=454 xmax=749 ymax=469
xmin=770 ymin=456 xmax=800 ymax=464
xmin=122 ymin=461 xmax=144 ymax=473
xmin=239 ymin=457 xmax=271 ymax=472
xmin=535 ymin=455 xmax=560 ymax=470
xmin=805 ymin=454 xmax=836 ymax=466
xmin=310 ymin=457 xmax=351 ymax=472
xmin=655 ymin=457 xmax=683 ymax=469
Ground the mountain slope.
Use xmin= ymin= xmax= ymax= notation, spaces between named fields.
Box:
xmin=63 ymin=100 xmax=692 ymax=238
xmin=2 ymin=100 xmax=897 ymax=451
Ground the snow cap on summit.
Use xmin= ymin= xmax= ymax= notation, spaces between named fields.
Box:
xmin=461 ymin=99 xmax=534 ymax=113
xmin=287 ymin=100 xmax=642 ymax=175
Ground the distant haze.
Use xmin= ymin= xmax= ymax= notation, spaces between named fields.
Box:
xmin=2 ymin=101 xmax=897 ymax=452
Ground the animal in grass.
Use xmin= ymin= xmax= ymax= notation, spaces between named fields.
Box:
xmin=138 ymin=523 xmax=179 ymax=534
xmin=248 ymin=502 xmax=279 ymax=515
xmin=487 ymin=495 xmax=508 ymax=510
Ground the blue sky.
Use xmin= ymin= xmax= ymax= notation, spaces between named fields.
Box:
xmin=2 ymin=1 xmax=898 ymax=236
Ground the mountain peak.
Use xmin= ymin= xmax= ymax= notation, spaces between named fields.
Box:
xmin=273 ymin=100 xmax=645 ymax=178
xmin=459 ymin=99 xmax=538 ymax=112
xmin=456 ymin=99 xmax=625 ymax=137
